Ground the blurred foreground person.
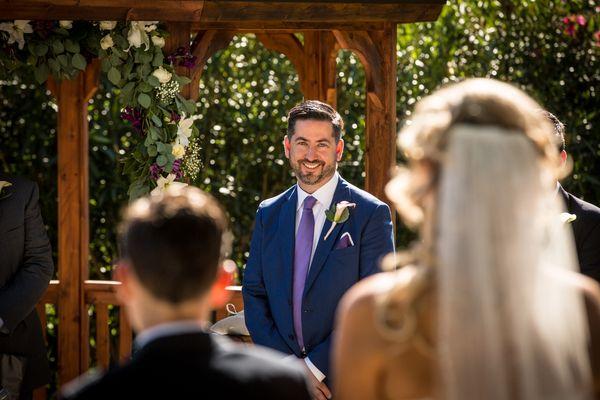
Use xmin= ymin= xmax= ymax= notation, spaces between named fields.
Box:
xmin=61 ymin=186 xmax=311 ymax=400
xmin=333 ymin=79 xmax=600 ymax=400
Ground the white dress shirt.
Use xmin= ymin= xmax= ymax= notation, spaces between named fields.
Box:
xmin=287 ymin=172 xmax=339 ymax=382
xmin=295 ymin=172 xmax=339 ymax=269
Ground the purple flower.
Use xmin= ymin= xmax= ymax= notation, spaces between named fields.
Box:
xmin=121 ymin=106 xmax=143 ymax=133
xmin=33 ymin=20 xmax=57 ymax=39
xmin=166 ymin=46 xmax=197 ymax=69
xmin=170 ymin=111 xmax=181 ymax=123
xmin=150 ymin=163 xmax=163 ymax=181
xmin=171 ymin=159 xmax=184 ymax=180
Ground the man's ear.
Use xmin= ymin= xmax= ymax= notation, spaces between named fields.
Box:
xmin=114 ymin=261 xmax=134 ymax=305
xmin=209 ymin=260 xmax=235 ymax=309
xmin=283 ymin=136 xmax=291 ymax=159
xmin=336 ymin=138 xmax=345 ymax=162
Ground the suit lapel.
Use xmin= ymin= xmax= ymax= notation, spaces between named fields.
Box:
xmin=304 ymin=178 xmax=352 ymax=295
xmin=277 ymin=186 xmax=298 ymax=302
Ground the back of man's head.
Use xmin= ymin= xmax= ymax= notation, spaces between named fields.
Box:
xmin=118 ymin=186 xmax=229 ymax=303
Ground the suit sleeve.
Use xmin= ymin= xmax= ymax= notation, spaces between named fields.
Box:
xmin=0 ymin=182 xmax=54 ymax=332
xmin=359 ymin=203 xmax=395 ymax=278
xmin=579 ymin=219 xmax=600 ymax=283
xmin=243 ymin=207 xmax=293 ymax=354
xmin=306 ymin=202 xmax=395 ymax=377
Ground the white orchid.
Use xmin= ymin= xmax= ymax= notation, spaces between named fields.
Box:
xmin=99 ymin=21 xmax=117 ymax=31
xmin=152 ymin=66 xmax=172 ymax=84
xmin=151 ymin=35 xmax=165 ymax=48
xmin=144 ymin=22 xmax=158 ymax=32
xmin=126 ymin=21 xmax=150 ymax=50
xmin=59 ymin=20 xmax=73 ymax=29
xmin=151 ymin=174 xmax=187 ymax=196
xmin=100 ymin=34 xmax=114 ymax=50
xmin=0 ymin=20 xmax=33 ymax=50
xmin=172 ymin=143 xmax=186 ymax=159
xmin=323 ymin=201 xmax=357 ymax=240
xmin=176 ymin=115 xmax=194 ymax=146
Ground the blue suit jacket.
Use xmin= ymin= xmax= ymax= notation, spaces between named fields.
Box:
xmin=242 ymin=177 xmax=394 ymax=378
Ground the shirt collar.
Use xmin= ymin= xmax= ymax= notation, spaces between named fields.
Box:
xmin=134 ymin=320 xmax=206 ymax=349
xmin=296 ymin=172 xmax=339 ymax=211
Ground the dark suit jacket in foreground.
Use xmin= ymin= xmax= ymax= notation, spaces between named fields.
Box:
xmin=60 ymin=332 xmax=312 ymax=400
xmin=560 ymin=185 xmax=600 ymax=283
xmin=0 ymin=175 xmax=54 ymax=391
xmin=243 ymin=176 xmax=394 ymax=379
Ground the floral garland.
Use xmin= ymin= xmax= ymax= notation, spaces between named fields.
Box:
xmin=0 ymin=20 xmax=201 ymax=199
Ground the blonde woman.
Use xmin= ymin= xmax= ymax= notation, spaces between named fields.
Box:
xmin=333 ymin=79 xmax=600 ymax=400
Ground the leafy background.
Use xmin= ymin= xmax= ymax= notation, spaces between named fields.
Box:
xmin=0 ymin=0 xmax=599 ymax=393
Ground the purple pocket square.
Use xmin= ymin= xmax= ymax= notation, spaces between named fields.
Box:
xmin=335 ymin=232 xmax=354 ymax=250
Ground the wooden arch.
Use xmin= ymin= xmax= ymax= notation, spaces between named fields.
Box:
xmin=1 ymin=1 xmax=445 ymax=396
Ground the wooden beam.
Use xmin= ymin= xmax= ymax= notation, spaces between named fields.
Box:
xmin=47 ymin=59 xmax=100 ymax=385
xmin=255 ymin=33 xmax=307 ymax=95
xmin=0 ymin=1 xmax=444 ymax=26
xmin=164 ymin=22 xmax=193 ymax=99
xmin=302 ymin=31 xmax=337 ymax=103
xmin=189 ymin=30 xmax=235 ymax=101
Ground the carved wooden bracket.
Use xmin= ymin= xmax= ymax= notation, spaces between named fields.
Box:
xmin=332 ymin=30 xmax=384 ymax=109
xmin=189 ymin=30 xmax=235 ymax=101
xmin=255 ymin=32 xmax=307 ymax=95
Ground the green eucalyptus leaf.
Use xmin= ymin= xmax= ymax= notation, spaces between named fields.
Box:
xmin=57 ymin=54 xmax=68 ymax=67
xmin=148 ymin=145 xmax=158 ymax=157
xmin=34 ymin=64 xmax=50 ymax=84
xmin=177 ymin=76 xmax=192 ymax=85
xmin=47 ymin=58 xmax=60 ymax=74
xmin=147 ymin=75 xmax=160 ymax=87
xmin=121 ymin=81 xmax=135 ymax=97
xmin=151 ymin=114 xmax=163 ymax=127
xmin=100 ymin=57 xmax=111 ymax=72
xmin=137 ymin=82 xmax=153 ymax=93
xmin=139 ymin=51 xmax=153 ymax=63
xmin=35 ymin=44 xmax=49 ymax=57
xmin=52 ymin=40 xmax=65 ymax=54
xmin=156 ymin=155 xmax=168 ymax=167
xmin=64 ymin=39 xmax=80 ymax=53
xmin=156 ymin=142 xmax=167 ymax=153
xmin=108 ymin=67 xmax=121 ymax=85
xmin=71 ymin=53 xmax=87 ymax=70
xmin=152 ymin=52 xmax=164 ymax=67
xmin=137 ymin=93 xmax=151 ymax=109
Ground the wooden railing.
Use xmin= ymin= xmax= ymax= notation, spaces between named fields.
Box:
xmin=34 ymin=280 xmax=244 ymax=399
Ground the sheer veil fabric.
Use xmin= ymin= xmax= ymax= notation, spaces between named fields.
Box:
xmin=436 ymin=125 xmax=592 ymax=400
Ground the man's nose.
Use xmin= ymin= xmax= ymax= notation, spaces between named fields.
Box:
xmin=305 ymin=146 xmax=317 ymax=160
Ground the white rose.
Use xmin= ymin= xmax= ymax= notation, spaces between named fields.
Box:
xmin=172 ymin=144 xmax=186 ymax=159
xmin=151 ymin=35 xmax=165 ymax=48
xmin=99 ymin=21 xmax=117 ymax=31
xmin=59 ymin=20 xmax=73 ymax=29
xmin=127 ymin=21 xmax=149 ymax=50
xmin=152 ymin=66 xmax=172 ymax=84
xmin=100 ymin=34 xmax=114 ymax=50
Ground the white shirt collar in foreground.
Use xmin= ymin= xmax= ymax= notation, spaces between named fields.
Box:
xmin=296 ymin=171 xmax=339 ymax=211
xmin=134 ymin=320 xmax=207 ymax=349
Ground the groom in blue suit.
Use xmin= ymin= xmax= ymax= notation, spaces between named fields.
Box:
xmin=243 ymin=100 xmax=394 ymax=399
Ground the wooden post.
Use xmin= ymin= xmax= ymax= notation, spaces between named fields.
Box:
xmin=164 ymin=22 xmax=192 ymax=99
xmin=364 ymin=24 xmax=396 ymax=204
xmin=47 ymin=59 xmax=99 ymax=385
xmin=302 ymin=31 xmax=337 ymax=104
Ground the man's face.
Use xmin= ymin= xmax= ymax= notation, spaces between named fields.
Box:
xmin=284 ymin=119 xmax=344 ymax=193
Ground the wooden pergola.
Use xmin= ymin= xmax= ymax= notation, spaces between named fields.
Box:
xmin=1 ymin=0 xmax=444 ymax=395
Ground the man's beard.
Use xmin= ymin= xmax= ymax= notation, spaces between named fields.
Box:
xmin=291 ymin=159 xmax=336 ymax=187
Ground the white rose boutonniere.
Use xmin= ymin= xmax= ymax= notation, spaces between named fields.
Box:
xmin=324 ymin=201 xmax=356 ymax=240
xmin=0 ymin=180 xmax=13 ymax=199
xmin=560 ymin=212 xmax=577 ymax=224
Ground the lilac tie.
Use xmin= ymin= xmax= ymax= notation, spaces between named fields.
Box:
xmin=293 ymin=195 xmax=317 ymax=350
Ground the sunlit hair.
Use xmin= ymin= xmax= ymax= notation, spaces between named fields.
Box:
xmin=287 ymin=100 xmax=344 ymax=142
xmin=386 ymin=78 xmax=563 ymax=228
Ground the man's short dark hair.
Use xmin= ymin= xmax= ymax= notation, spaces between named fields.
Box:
xmin=541 ymin=110 xmax=566 ymax=151
xmin=287 ymin=100 xmax=344 ymax=142
xmin=118 ymin=186 xmax=229 ymax=303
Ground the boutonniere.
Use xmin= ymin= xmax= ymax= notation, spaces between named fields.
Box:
xmin=0 ymin=180 xmax=12 ymax=200
xmin=324 ymin=201 xmax=356 ymax=240
xmin=559 ymin=212 xmax=577 ymax=224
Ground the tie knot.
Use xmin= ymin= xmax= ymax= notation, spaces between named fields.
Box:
xmin=303 ymin=196 xmax=317 ymax=210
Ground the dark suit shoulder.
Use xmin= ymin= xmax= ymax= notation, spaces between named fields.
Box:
xmin=568 ymin=192 xmax=600 ymax=221
xmin=344 ymin=180 xmax=388 ymax=209
xmin=0 ymin=175 xmax=36 ymax=197
xmin=258 ymin=186 xmax=295 ymax=210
